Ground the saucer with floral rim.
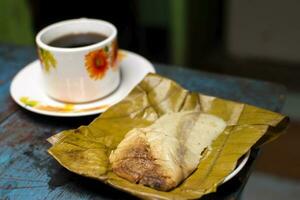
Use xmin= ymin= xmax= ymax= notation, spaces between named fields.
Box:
xmin=10 ymin=50 xmax=155 ymax=117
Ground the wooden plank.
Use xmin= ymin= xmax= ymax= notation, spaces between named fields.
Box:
xmin=0 ymin=45 xmax=36 ymax=122
xmin=0 ymin=110 xmax=134 ymax=200
xmin=156 ymin=64 xmax=286 ymax=112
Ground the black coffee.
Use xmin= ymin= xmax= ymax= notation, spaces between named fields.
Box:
xmin=48 ymin=33 xmax=107 ymax=48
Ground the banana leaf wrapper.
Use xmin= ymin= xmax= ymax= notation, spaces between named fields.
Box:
xmin=48 ymin=73 xmax=289 ymax=200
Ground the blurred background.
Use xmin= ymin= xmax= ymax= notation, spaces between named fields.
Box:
xmin=0 ymin=0 xmax=299 ymax=199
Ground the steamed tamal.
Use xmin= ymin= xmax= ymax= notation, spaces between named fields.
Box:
xmin=109 ymin=112 xmax=226 ymax=191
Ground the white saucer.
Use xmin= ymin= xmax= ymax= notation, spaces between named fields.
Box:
xmin=223 ymin=150 xmax=250 ymax=183
xmin=10 ymin=50 xmax=155 ymax=117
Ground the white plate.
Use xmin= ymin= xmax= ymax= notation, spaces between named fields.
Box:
xmin=223 ymin=150 xmax=250 ymax=183
xmin=10 ymin=50 xmax=155 ymax=117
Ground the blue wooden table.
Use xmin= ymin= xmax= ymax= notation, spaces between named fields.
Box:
xmin=0 ymin=44 xmax=286 ymax=200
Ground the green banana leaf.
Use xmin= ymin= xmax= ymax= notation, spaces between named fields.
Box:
xmin=48 ymin=73 xmax=288 ymax=200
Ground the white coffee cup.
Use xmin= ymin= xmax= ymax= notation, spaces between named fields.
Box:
xmin=36 ymin=18 xmax=120 ymax=103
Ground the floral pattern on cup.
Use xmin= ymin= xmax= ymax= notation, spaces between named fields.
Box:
xmin=84 ymin=40 xmax=121 ymax=80
xmin=85 ymin=48 xmax=110 ymax=80
xmin=38 ymin=48 xmax=57 ymax=73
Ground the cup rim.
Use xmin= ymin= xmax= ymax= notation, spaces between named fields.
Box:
xmin=36 ymin=18 xmax=117 ymax=52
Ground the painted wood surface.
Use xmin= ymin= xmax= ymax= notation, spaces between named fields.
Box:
xmin=0 ymin=45 xmax=286 ymax=200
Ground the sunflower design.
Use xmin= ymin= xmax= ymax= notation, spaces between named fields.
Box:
xmin=85 ymin=49 xmax=109 ymax=80
xmin=38 ymin=48 xmax=57 ymax=73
